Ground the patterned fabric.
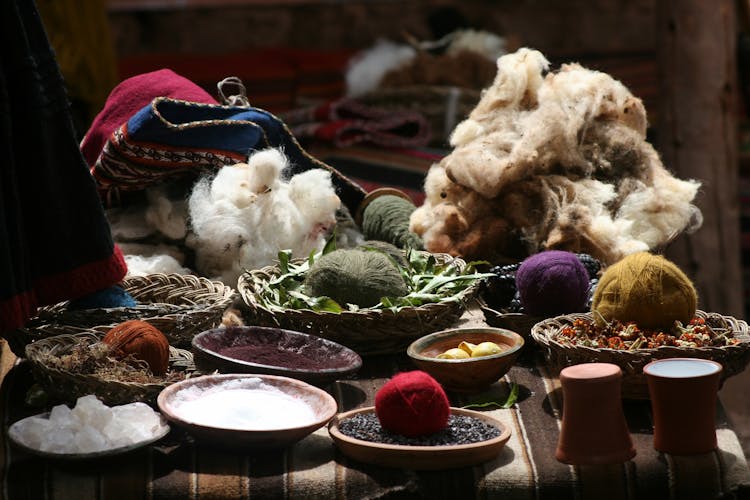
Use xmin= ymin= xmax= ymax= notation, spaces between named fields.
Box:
xmin=0 ymin=0 xmax=126 ymax=333
xmin=281 ymin=98 xmax=432 ymax=149
xmin=93 ymin=97 xmax=367 ymax=213
xmin=1 ymin=312 xmax=749 ymax=499
xmin=80 ymin=68 xmax=218 ymax=169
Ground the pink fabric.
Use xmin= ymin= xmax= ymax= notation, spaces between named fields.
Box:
xmin=80 ymin=68 xmax=218 ymax=167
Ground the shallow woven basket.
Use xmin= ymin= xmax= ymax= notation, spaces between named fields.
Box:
xmin=237 ymin=254 xmax=479 ymax=356
xmin=25 ymin=327 xmax=196 ymax=407
xmin=6 ymin=273 xmax=235 ymax=356
xmin=531 ymin=310 xmax=750 ymax=399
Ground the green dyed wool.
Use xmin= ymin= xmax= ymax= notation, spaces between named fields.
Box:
xmin=357 ymin=240 xmax=407 ymax=266
xmin=361 ymin=195 xmax=424 ymax=250
xmin=304 ymin=249 xmax=409 ymax=308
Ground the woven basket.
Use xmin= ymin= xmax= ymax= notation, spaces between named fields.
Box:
xmin=25 ymin=327 xmax=196 ymax=407
xmin=531 ymin=311 xmax=750 ymax=399
xmin=237 ymin=254 xmax=480 ymax=356
xmin=6 ymin=273 xmax=235 ymax=356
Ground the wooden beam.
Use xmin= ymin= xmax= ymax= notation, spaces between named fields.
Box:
xmin=655 ymin=0 xmax=742 ymax=316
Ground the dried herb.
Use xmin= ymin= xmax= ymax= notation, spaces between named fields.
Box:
xmin=42 ymin=339 xmax=184 ymax=384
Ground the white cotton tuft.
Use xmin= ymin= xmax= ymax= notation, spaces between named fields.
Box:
xmin=144 ymin=186 xmax=188 ymax=240
xmin=345 ymin=39 xmax=416 ymax=97
xmin=187 ymin=148 xmax=341 ymax=285
xmin=125 ymin=254 xmax=192 ymax=277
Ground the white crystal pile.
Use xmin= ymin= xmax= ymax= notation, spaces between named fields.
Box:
xmin=9 ymin=394 xmax=169 ymax=454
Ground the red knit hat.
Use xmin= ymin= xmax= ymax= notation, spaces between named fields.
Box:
xmin=80 ymin=68 xmax=217 ymax=168
xmin=374 ymin=370 xmax=450 ymax=437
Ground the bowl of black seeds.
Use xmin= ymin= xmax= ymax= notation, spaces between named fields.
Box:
xmin=328 ymin=406 xmax=511 ymax=470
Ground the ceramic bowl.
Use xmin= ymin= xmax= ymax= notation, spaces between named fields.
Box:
xmin=407 ymin=327 xmax=524 ymax=392
xmin=328 ymin=406 xmax=511 ymax=470
xmin=157 ymin=373 xmax=337 ymax=449
xmin=192 ymin=326 xmax=362 ymax=386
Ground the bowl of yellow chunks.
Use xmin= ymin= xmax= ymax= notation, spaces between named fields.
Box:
xmin=407 ymin=327 xmax=524 ymax=392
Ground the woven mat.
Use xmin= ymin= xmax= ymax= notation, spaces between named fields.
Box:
xmin=1 ymin=320 xmax=749 ymax=499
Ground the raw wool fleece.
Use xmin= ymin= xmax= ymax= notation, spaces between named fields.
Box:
xmin=410 ymin=48 xmax=703 ymax=265
xmin=345 ymin=30 xmax=507 ymax=98
xmin=187 ymin=148 xmax=341 ymax=285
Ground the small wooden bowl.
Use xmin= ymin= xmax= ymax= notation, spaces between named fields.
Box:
xmin=157 ymin=374 xmax=337 ymax=450
xmin=407 ymin=327 xmax=524 ymax=392
xmin=328 ymin=406 xmax=511 ymax=470
xmin=192 ymin=326 xmax=362 ymax=386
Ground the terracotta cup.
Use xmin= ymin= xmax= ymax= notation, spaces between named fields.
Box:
xmin=556 ymin=362 xmax=636 ymax=465
xmin=643 ymin=357 xmax=723 ymax=455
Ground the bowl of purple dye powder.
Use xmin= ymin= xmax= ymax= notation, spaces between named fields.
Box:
xmin=191 ymin=326 xmax=362 ymax=386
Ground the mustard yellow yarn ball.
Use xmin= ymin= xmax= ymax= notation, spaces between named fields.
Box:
xmin=591 ymin=252 xmax=697 ymax=330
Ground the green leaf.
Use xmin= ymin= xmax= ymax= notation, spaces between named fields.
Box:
xmin=277 ymin=250 xmax=290 ymax=274
xmin=461 ymin=383 xmax=519 ymax=410
xmin=322 ymin=233 xmax=337 ymax=255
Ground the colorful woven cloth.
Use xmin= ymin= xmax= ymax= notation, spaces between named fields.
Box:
xmin=0 ymin=0 xmax=126 ymax=333
xmin=280 ymin=98 xmax=432 ymax=149
xmin=81 ymin=68 xmax=217 ymax=168
xmin=93 ymin=97 xmax=367 ymax=213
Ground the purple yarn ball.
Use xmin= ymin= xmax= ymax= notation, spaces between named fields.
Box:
xmin=515 ymin=250 xmax=589 ymax=317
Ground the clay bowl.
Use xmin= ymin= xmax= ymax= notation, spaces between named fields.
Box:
xmin=157 ymin=373 xmax=337 ymax=450
xmin=407 ymin=327 xmax=524 ymax=393
xmin=192 ymin=326 xmax=362 ymax=386
xmin=328 ymin=406 xmax=511 ymax=470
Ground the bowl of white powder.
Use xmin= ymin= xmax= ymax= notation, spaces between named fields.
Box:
xmin=156 ymin=373 xmax=337 ymax=449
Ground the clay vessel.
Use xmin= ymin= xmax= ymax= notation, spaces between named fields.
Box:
xmin=643 ymin=357 xmax=722 ymax=455
xmin=556 ymin=362 xmax=636 ymax=464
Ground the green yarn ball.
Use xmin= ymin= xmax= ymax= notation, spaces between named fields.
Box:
xmin=361 ymin=195 xmax=424 ymax=250
xmin=592 ymin=252 xmax=697 ymax=330
xmin=304 ymin=249 xmax=409 ymax=308
xmin=357 ymin=240 xmax=407 ymax=266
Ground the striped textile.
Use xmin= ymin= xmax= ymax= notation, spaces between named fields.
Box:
xmin=1 ymin=327 xmax=749 ymax=499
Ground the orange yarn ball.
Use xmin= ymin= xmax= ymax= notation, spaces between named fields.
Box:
xmin=102 ymin=320 xmax=170 ymax=375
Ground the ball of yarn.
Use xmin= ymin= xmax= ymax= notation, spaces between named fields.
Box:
xmin=102 ymin=320 xmax=170 ymax=375
xmin=67 ymin=285 xmax=137 ymax=310
xmin=375 ymin=370 xmax=450 ymax=437
xmin=361 ymin=194 xmax=424 ymax=250
xmin=304 ymin=249 xmax=408 ymax=307
xmin=357 ymin=240 xmax=407 ymax=266
xmin=515 ymin=250 xmax=590 ymax=316
xmin=592 ymin=252 xmax=697 ymax=330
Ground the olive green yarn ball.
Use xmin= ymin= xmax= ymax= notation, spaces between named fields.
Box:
xmin=361 ymin=195 xmax=424 ymax=250
xmin=304 ymin=249 xmax=409 ymax=308
xmin=357 ymin=240 xmax=407 ymax=266
xmin=591 ymin=252 xmax=697 ymax=330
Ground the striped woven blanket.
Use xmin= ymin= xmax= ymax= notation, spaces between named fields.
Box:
xmin=1 ymin=316 xmax=749 ymax=499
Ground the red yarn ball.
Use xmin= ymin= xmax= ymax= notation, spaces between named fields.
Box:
xmin=515 ymin=250 xmax=589 ymax=317
xmin=102 ymin=320 xmax=170 ymax=375
xmin=374 ymin=370 xmax=450 ymax=437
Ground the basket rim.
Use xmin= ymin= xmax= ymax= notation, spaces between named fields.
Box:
xmin=35 ymin=273 xmax=235 ymax=315
xmin=237 ymin=252 xmax=480 ymax=320
xmin=25 ymin=330 xmax=194 ymax=390
xmin=530 ymin=310 xmax=750 ymax=356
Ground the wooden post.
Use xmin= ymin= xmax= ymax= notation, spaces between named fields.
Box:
xmin=656 ymin=0 xmax=742 ymax=317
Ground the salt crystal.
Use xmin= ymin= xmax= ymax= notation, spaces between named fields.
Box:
xmin=48 ymin=404 xmax=73 ymax=425
xmin=10 ymin=394 xmax=169 ymax=455
xmin=75 ymin=427 xmax=107 ymax=453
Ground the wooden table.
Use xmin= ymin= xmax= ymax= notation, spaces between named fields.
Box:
xmin=1 ymin=331 xmax=749 ymax=500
